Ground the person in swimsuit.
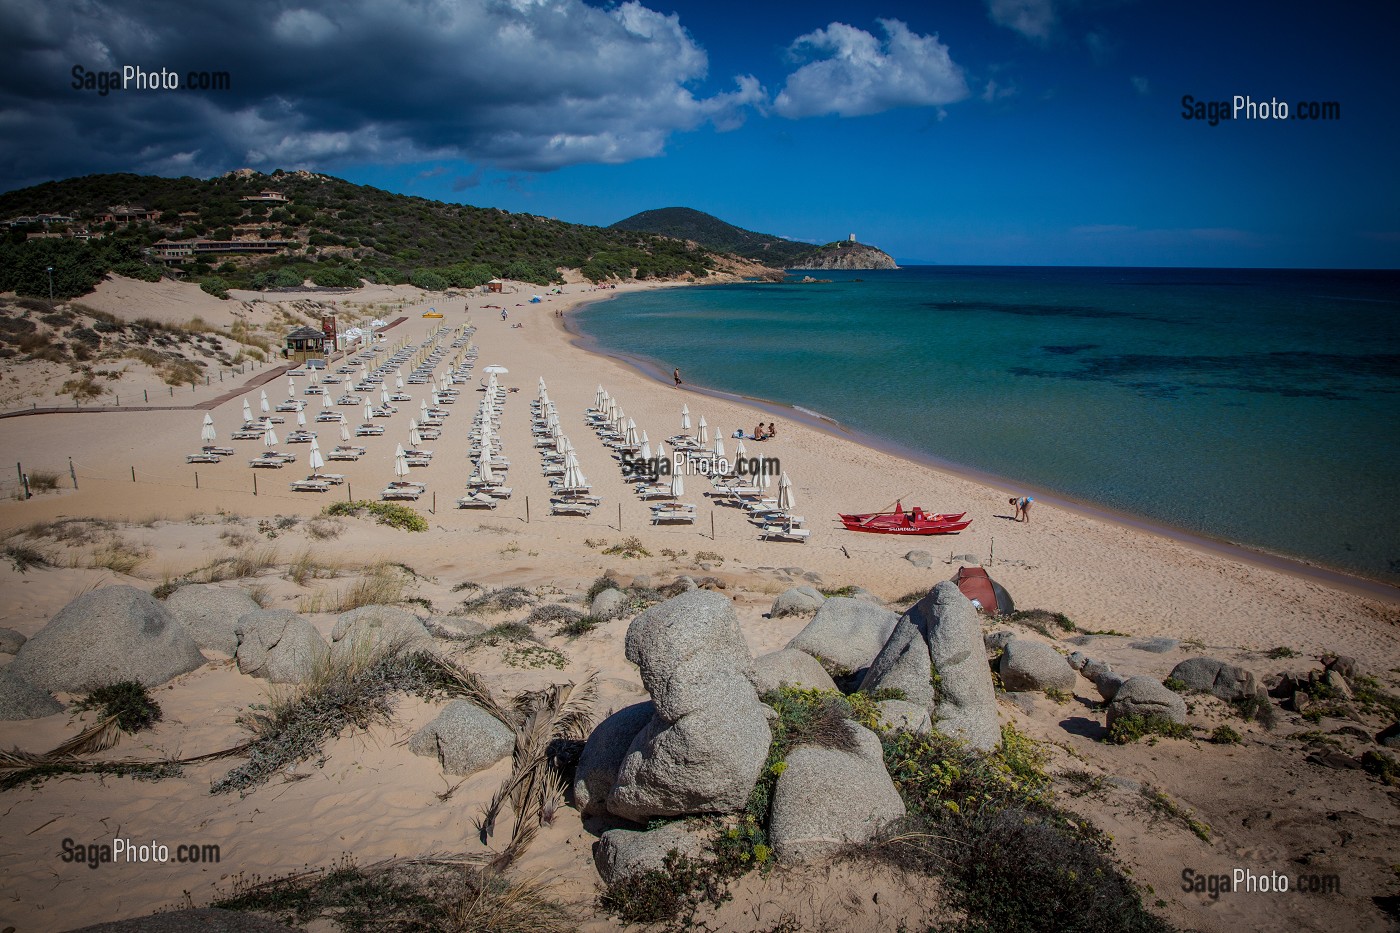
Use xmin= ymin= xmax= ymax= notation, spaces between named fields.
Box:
xmin=1019 ymin=496 xmax=1034 ymax=523
xmin=673 ymin=368 xmax=682 ymax=387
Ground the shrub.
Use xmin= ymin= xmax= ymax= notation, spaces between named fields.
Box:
xmin=1266 ymin=646 xmax=1298 ymax=659
xmin=1107 ymin=713 xmax=1192 ymax=744
xmin=4 ymin=543 xmax=51 ymax=572
xmin=77 ymin=681 xmax=162 ymax=733
xmin=602 ymin=536 xmax=650 ymax=558
xmin=1008 ymin=609 xmax=1076 ymax=635
xmin=1210 ymin=725 xmax=1243 ymax=744
xmin=323 ymin=500 xmax=427 ymax=532
xmin=1163 ymin=677 xmax=1190 ymax=693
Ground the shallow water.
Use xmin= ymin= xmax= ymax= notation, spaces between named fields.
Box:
xmin=576 ymin=266 xmax=1400 ymax=584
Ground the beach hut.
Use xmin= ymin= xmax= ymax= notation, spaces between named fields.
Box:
xmin=284 ymin=326 xmax=327 ymax=364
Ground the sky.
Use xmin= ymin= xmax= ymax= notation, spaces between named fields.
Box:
xmin=1 ymin=0 xmax=1397 ymax=267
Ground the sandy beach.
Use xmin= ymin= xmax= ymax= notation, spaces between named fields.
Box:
xmin=1 ymin=277 xmax=1398 ymax=932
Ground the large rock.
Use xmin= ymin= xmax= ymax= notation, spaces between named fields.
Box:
xmin=0 ymin=668 xmax=65 ymax=720
xmin=9 ymin=586 xmax=205 ymax=692
xmin=999 ymin=640 xmax=1076 ymax=692
xmin=0 ymin=626 xmax=27 ymax=654
xmin=574 ymin=701 xmax=655 ymax=817
xmin=591 ymin=587 xmax=628 ymax=620
xmin=408 ymin=700 xmax=514 ymax=776
xmin=768 ymin=722 xmax=906 ymax=861
xmin=786 ymin=597 xmax=899 ymax=674
xmin=164 ymin=584 xmax=261 ymax=656
xmin=1094 ymin=671 xmax=1127 ymax=702
xmin=770 ymin=585 xmax=825 ymax=618
xmin=903 ymin=550 xmax=933 ymax=569
xmin=876 ymin=699 xmax=931 ymax=734
xmin=330 ymin=605 xmax=430 ymax=657
xmin=234 ymin=609 xmax=328 ymax=684
xmin=859 ymin=616 xmax=935 ymax=707
xmin=607 ymin=591 xmax=771 ymax=822
xmin=752 ymin=649 xmax=838 ymax=694
xmin=594 ymin=821 xmax=709 ymax=883
xmin=1169 ymin=657 xmax=1257 ymax=702
xmin=1107 ymin=676 xmax=1188 ymax=728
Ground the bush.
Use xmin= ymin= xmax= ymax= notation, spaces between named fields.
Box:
xmin=78 ymin=681 xmax=162 ymax=733
xmin=1107 ymin=714 xmax=1192 ymax=744
xmin=322 ymin=500 xmax=427 ymax=532
xmin=1210 ymin=724 xmax=1243 ymax=744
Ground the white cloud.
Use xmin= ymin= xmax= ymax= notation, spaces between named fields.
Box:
xmin=272 ymin=9 xmax=338 ymax=45
xmin=773 ymin=19 xmax=968 ymax=119
xmin=986 ymin=0 xmax=1057 ymax=42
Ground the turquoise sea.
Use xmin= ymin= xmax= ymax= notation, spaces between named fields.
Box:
xmin=574 ymin=266 xmax=1400 ymax=586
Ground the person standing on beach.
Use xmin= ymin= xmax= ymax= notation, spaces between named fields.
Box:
xmin=1019 ymin=496 xmax=1034 ymax=523
xmin=673 ymin=368 xmax=682 ymax=387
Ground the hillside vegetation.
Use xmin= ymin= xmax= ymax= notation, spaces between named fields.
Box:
xmin=610 ymin=206 xmax=815 ymax=265
xmin=0 ymin=171 xmax=731 ymax=299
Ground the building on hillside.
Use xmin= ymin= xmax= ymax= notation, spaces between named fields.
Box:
xmin=241 ymin=190 xmax=290 ymax=203
xmin=149 ymin=239 xmax=297 ymax=264
xmin=283 ymin=326 xmax=328 ymax=363
xmin=98 ymin=206 xmax=159 ymax=225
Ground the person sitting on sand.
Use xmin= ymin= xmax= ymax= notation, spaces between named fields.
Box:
xmin=767 ymin=422 xmax=777 ymax=439
xmin=754 ymin=423 xmax=766 ymax=440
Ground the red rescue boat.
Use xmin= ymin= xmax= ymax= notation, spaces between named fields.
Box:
xmin=839 ymin=501 xmax=971 ymax=535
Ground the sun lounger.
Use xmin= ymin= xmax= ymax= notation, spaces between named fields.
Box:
xmin=381 ymin=487 xmax=423 ymax=501
xmin=249 ymin=457 xmax=285 ymax=468
xmin=550 ymin=501 xmax=594 ymax=516
xmin=186 ymin=453 xmax=221 ymax=464
xmin=761 ymin=524 xmax=810 ymax=542
xmin=456 ymin=492 xmax=498 ymax=509
xmin=355 ymin=425 xmax=385 ymax=436
xmin=289 ymin=478 xmax=330 ymax=492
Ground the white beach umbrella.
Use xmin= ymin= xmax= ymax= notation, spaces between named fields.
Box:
xmin=735 ymin=438 xmax=746 ymax=458
xmin=340 ymin=421 xmax=351 ymax=443
xmin=395 ymin=443 xmax=405 ymax=460
xmin=242 ymin=399 xmax=253 ymax=422
xmin=714 ymin=435 xmax=725 ymax=459
xmin=778 ymin=472 xmax=795 ymax=511
xmin=681 ymin=404 xmax=690 ymax=431
xmin=296 ymin=409 xmax=307 ymax=427
xmin=364 ymin=402 xmax=374 ymax=422
xmin=655 ymin=440 xmax=667 ymax=464
xmin=538 ymin=377 xmax=547 ymax=396
xmin=396 ymin=375 xmax=405 ymax=390
xmin=259 ymin=390 xmax=269 ymax=414
xmin=555 ymin=432 xmax=569 ymax=454
xmin=394 ymin=452 xmax=409 ymax=479
xmin=287 ymin=377 xmax=296 ymax=397
xmin=200 ymin=414 xmax=216 ymax=445
xmin=640 ymin=433 xmax=652 ymax=462
xmin=431 ymin=391 xmax=440 ymax=407
xmin=697 ymin=416 xmax=708 ymax=446
xmin=474 ymin=454 xmax=494 ymax=484
xmin=563 ymin=452 xmax=585 ymax=490
xmin=409 ymin=423 xmax=422 ymax=447
xmin=381 ymin=388 xmax=391 ymax=406
xmin=264 ymin=427 xmax=279 ymax=447
xmin=321 ymin=392 xmax=331 ymax=410
xmin=310 ymin=436 xmax=320 ymax=452
xmin=308 ymin=446 xmax=325 ymax=475
xmin=594 ymin=385 xmax=605 ymax=409
xmin=761 ymin=459 xmax=774 ymax=489
xmin=626 ymin=418 xmax=638 ymax=446
xmin=484 ymin=365 xmax=508 ymax=374
xmin=670 ymin=470 xmax=684 ymax=498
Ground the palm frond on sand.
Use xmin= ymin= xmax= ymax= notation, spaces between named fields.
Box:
xmin=477 ymin=671 xmax=599 ymax=869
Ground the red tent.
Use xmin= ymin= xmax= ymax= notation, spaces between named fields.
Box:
xmin=954 ymin=566 xmax=1014 ymax=615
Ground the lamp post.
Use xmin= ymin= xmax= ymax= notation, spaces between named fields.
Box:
xmin=46 ymin=266 xmax=54 ymax=303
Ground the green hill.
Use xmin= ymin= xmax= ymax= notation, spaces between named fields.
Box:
xmin=610 ymin=207 xmax=813 ymax=265
xmin=0 ymin=171 xmax=728 ymax=299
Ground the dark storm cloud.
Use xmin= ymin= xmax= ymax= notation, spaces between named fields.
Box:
xmin=0 ymin=0 xmax=766 ymax=186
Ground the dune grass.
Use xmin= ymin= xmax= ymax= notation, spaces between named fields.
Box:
xmin=332 ymin=562 xmax=409 ymax=612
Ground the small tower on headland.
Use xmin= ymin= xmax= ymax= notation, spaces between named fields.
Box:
xmin=848 ymin=233 xmax=856 ymax=242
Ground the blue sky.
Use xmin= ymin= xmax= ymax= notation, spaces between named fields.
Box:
xmin=2 ymin=0 xmax=1396 ymax=267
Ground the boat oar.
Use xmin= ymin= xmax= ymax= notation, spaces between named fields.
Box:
xmin=860 ymin=493 xmax=913 ymax=525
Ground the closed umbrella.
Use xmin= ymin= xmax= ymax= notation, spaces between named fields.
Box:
xmin=626 ymin=418 xmax=638 ymax=446
xmin=396 ymin=375 xmax=405 ymax=390
xmin=681 ymin=403 xmax=690 ymax=431
xmin=242 ymin=399 xmax=253 ymax=422
xmin=308 ymin=446 xmax=325 ymax=476
xmin=264 ymin=427 xmax=279 ymax=448
xmin=200 ymin=414 xmax=216 ymax=445
xmin=640 ymin=432 xmax=652 ymax=462
xmin=394 ymin=451 xmax=409 ymax=479
xmin=364 ymin=402 xmax=374 ymax=422
xmin=287 ymin=377 xmax=296 ymax=397
xmin=714 ymin=434 xmax=725 ymax=459
xmin=296 ymin=409 xmax=307 ymax=427
xmin=698 ymin=416 xmax=708 ymax=445
xmin=735 ymin=438 xmax=746 ymax=458
xmin=538 ymin=377 xmax=547 ymax=396
xmin=340 ymin=420 xmax=351 ymax=443
xmin=381 ymin=388 xmax=391 ymax=406
xmin=670 ymin=470 xmax=684 ymax=498
xmin=321 ymin=392 xmax=331 ymax=410
xmin=655 ymin=440 xmax=668 ymax=465
xmin=778 ymin=472 xmax=794 ymax=511
xmin=563 ymin=452 xmax=585 ymax=490
xmin=259 ymin=390 xmax=270 ymax=414
xmin=409 ymin=422 xmax=422 ymax=447
xmin=761 ymin=459 xmax=774 ymax=489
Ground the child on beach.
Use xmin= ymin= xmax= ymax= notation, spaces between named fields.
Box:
xmin=767 ymin=422 xmax=777 ymax=439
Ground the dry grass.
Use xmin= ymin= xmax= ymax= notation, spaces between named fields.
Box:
xmin=304 ymin=517 xmax=344 ymax=540
xmin=89 ymin=538 xmax=149 ymax=576
xmin=288 ymin=548 xmax=340 ymax=587
xmin=332 ymin=563 xmax=408 ymax=612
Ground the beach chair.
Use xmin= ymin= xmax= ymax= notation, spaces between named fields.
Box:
xmin=456 ymin=492 xmax=498 ymax=509
xmin=761 ymin=522 xmax=810 ymax=543
xmin=186 ymin=453 xmax=221 ymax=464
xmin=289 ymin=478 xmax=331 ymax=493
xmin=550 ymin=501 xmax=594 ymax=517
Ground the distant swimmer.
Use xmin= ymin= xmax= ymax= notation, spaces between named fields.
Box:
xmin=673 ymin=368 xmax=682 ymax=388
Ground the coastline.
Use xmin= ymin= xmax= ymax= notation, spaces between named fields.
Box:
xmin=561 ymin=282 xmax=1400 ymax=603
